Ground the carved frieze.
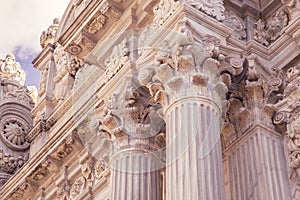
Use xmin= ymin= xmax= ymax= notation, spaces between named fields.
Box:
xmin=152 ymin=0 xmax=180 ymax=28
xmin=66 ymin=1 xmax=122 ymax=57
xmin=104 ymin=39 xmax=129 ymax=82
xmin=186 ymin=0 xmax=225 ymax=21
xmin=223 ymin=10 xmax=246 ymax=40
xmin=84 ymin=11 xmax=107 ymax=34
xmin=0 ymin=149 xmax=28 ymax=175
xmin=50 ymin=142 xmax=73 ymax=161
xmin=254 ymin=10 xmax=289 ymax=46
xmin=67 ymin=56 xmax=82 ymax=76
xmin=9 ymin=181 xmax=37 ymax=200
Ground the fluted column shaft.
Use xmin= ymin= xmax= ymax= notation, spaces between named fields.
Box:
xmin=165 ymin=97 xmax=225 ymax=200
xmin=224 ymin=128 xmax=291 ymax=200
xmin=110 ymin=150 xmax=161 ymax=200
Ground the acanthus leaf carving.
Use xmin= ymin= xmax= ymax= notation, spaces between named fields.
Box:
xmin=104 ymin=39 xmax=129 ymax=83
xmin=223 ymin=10 xmax=246 ymax=40
xmin=254 ymin=10 xmax=289 ymax=46
xmin=152 ymin=0 xmax=180 ymax=28
xmin=186 ymin=0 xmax=225 ymax=21
xmin=271 ymin=64 xmax=300 ymax=177
xmin=139 ymin=26 xmax=227 ymax=109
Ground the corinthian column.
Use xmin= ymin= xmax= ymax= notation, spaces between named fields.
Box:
xmin=273 ymin=65 xmax=300 ymax=199
xmin=98 ymin=82 xmax=166 ymax=200
xmin=138 ymin=27 xmax=227 ymax=200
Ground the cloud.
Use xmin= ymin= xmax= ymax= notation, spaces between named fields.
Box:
xmin=0 ymin=0 xmax=70 ymax=87
xmin=0 ymin=0 xmax=70 ymax=58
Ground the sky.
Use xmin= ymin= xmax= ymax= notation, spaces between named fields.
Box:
xmin=0 ymin=0 xmax=70 ymax=87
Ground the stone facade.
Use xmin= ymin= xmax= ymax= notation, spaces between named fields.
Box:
xmin=1 ymin=0 xmax=300 ymax=199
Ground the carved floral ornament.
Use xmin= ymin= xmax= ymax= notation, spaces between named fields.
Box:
xmin=185 ymin=0 xmax=225 ymax=21
xmin=55 ymin=160 xmax=108 ymax=200
xmin=223 ymin=10 xmax=246 ymax=40
xmin=152 ymin=0 xmax=225 ymax=29
xmin=271 ymin=65 xmax=300 ymax=175
xmin=254 ymin=10 xmax=289 ymax=46
xmin=0 ymin=117 xmax=30 ymax=151
xmin=51 ymin=44 xmax=83 ymax=101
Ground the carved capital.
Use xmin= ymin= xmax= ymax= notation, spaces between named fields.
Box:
xmin=271 ymin=64 xmax=300 ymax=176
xmin=138 ymin=27 xmax=227 ymax=110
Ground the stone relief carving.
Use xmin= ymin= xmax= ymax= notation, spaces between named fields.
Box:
xmin=9 ymin=181 xmax=37 ymax=200
xmin=254 ymin=10 xmax=289 ymax=46
xmin=219 ymin=55 xmax=282 ymax=148
xmin=0 ymin=149 xmax=28 ymax=175
xmin=137 ymin=26 xmax=227 ymax=109
xmin=54 ymin=44 xmax=69 ymax=83
xmin=272 ymin=65 xmax=300 ymax=177
xmin=281 ymin=0 xmax=300 ymax=20
xmin=97 ymin=84 xmax=165 ymax=147
xmin=223 ymin=10 xmax=246 ymax=40
xmin=0 ymin=54 xmax=26 ymax=85
xmin=38 ymin=66 xmax=48 ymax=97
xmin=70 ymin=176 xmax=85 ymax=199
xmin=84 ymin=11 xmax=107 ymax=34
xmin=94 ymin=161 xmax=107 ymax=179
xmin=53 ymin=45 xmax=82 ymax=102
xmin=50 ymin=142 xmax=73 ymax=161
xmin=1 ymin=118 xmax=30 ymax=150
xmin=186 ymin=0 xmax=225 ymax=21
xmin=67 ymin=56 xmax=82 ymax=76
xmin=104 ymin=39 xmax=129 ymax=82
xmin=66 ymin=33 xmax=96 ymax=57
xmin=40 ymin=18 xmax=60 ymax=48
xmin=67 ymin=2 xmax=122 ymax=57
xmin=152 ymin=0 xmax=180 ymax=27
